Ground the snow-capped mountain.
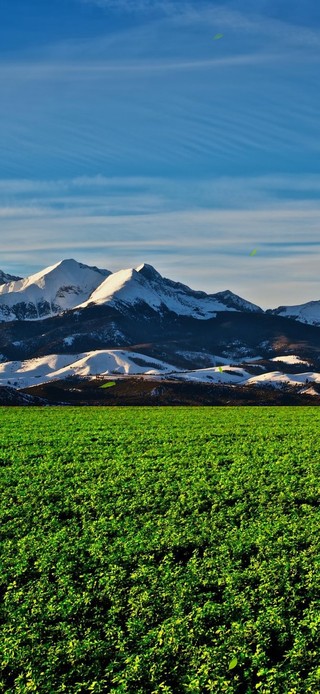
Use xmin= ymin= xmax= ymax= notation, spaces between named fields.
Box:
xmin=2 ymin=258 xmax=320 ymax=330
xmin=267 ymin=301 xmax=320 ymax=327
xmin=0 ymin=260 xmax=261 ymax=323
xmin=76 ymin=263 xmax=262 ymax=318
xmin=0 ymin=259 xmax=111 ymax=321
xmin=0 ymin=269 xmax=22 ymax=285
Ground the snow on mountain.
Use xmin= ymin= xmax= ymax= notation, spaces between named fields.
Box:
xmin=163 ymin=365 xmax=253 ymax=384
xmin=174 ymin=351 xmax=263 ymax=367
xmin=270 ymin=355 xmax=311 ymax=366
xmin=166 ymin=366 xmax=320 ymax=389
xmin=175 ymin=352 xmax=239 ymax=364
xmin=0 ymin=350 xmax=177 ymax=388
xmin=49 ymin=350 xmax=176 ymax=380
xmin=246 ymin=371 xmax=320 ymax=389
xmin=0 ymin=354 xmax=78 ymax=389
xmin=268 ymin=301 xmax=320 ymax=326
xmin=0 ymin=259 xmax=111 ymax=321
xmin=0 ymin=269 xmax=22 ymax=285
xmin=1 ymin=348 xmax=319 ymax=394
xmin=299 ymin=385 xmax=319 ymax=396
xmin=76 ymin=262 xmax=262 ymax=318
xmin=3 ymin=257 xmax=320 ymax=331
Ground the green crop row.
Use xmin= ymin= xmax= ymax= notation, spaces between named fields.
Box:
xmin=1 ymin=407 xmax=320 ymax=693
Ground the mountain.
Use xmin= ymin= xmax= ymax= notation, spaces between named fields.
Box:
xmin=0 ymin=269 xmax=22 ymax=285
xmin=0 ymin=259 xmax=111 ymax=321
xmin=76 ymin=263 xmax=262 ymax=318
xmin=267 ymin=300 xmax=320 ymax=327
xmin=0 ymin=259 xmax=320 ymax=395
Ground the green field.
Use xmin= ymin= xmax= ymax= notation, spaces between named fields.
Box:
xmin=1 ymin=407 xmax=320 ymax=694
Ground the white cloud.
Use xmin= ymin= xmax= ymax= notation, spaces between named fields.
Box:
xmin=1 ymin=175 xmax=320 ymax=308
xmin=78 ymin=0 xmax=320 ymax=50
xmin=2 ymin=0 xmax=320 ymax=82
xmin=79 ymin=0 xmax=194 ymax=15
xmin=2 ymin=172 xmax=320 ymax=208
xmin=0 ymin=51 xmax=290 ymax=81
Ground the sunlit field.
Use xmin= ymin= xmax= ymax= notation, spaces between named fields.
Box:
xmin=1 ymin=407 xmax=320 ymax=693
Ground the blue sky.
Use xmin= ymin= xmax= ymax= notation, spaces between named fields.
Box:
xmin=1 ymin=0 xmax=320 ymax=308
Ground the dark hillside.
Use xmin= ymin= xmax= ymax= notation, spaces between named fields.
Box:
xmin=21 ymin=377 xmax=320 ymax=406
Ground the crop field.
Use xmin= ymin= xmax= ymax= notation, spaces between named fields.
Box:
xmin=1 ymin=406 xmax=320 ymax=694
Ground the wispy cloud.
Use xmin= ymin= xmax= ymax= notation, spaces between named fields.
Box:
xmin=1 ymin=2 xmax=319 ymax=181
xmin=0 ymin=52 xmax=289 ymax=80
xmin=1 ymin=173 xmax=320 ymax=308
xmin=79 ymin=0 xmax=194 ymax=15
xmin=1 ymin=1 xmax=320 ymax=308
xmin=78 ymin=0 xmax=320 ymax=50
xmin=2 ymin=172 xmax=320 ymax=205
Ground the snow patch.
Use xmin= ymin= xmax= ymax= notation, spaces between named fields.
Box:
xmin=163 ymin=366 xmax=252 ymax=384
xmin=246 ymin=371 xmax=320 ymax=388
xmin=0 ymin=350 xmax=177 ymax=388
xmin=63 ymin=336 xmax=75 ymax=346
xmin=270 ymin=355 xmax=311 ymax=366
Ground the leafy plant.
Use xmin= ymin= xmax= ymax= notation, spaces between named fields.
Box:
xmin=1 ymin=406 xmax=320 ymax=692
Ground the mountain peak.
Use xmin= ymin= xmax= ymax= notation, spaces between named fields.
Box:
xmin=0 ymin=259 xmax=111 ymax=321
xmin=44 ymin=258 xmax=109 ymax=275
xmin=52 ymin=258 xmax=78 ymax=269
xmin=135 ymin=263 xmax=162 ymax=281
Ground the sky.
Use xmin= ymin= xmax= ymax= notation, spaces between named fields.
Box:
xmin=1 ymin=0 xmax=320 ymax=308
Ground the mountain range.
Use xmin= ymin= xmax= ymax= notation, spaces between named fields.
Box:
xmin=0 ymin=258 xmax=263 ymax=322
xmin=0 ymin=258 xmax=320 ymax=403
xmin=0 ymin=258 xmax=319 ymax=325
